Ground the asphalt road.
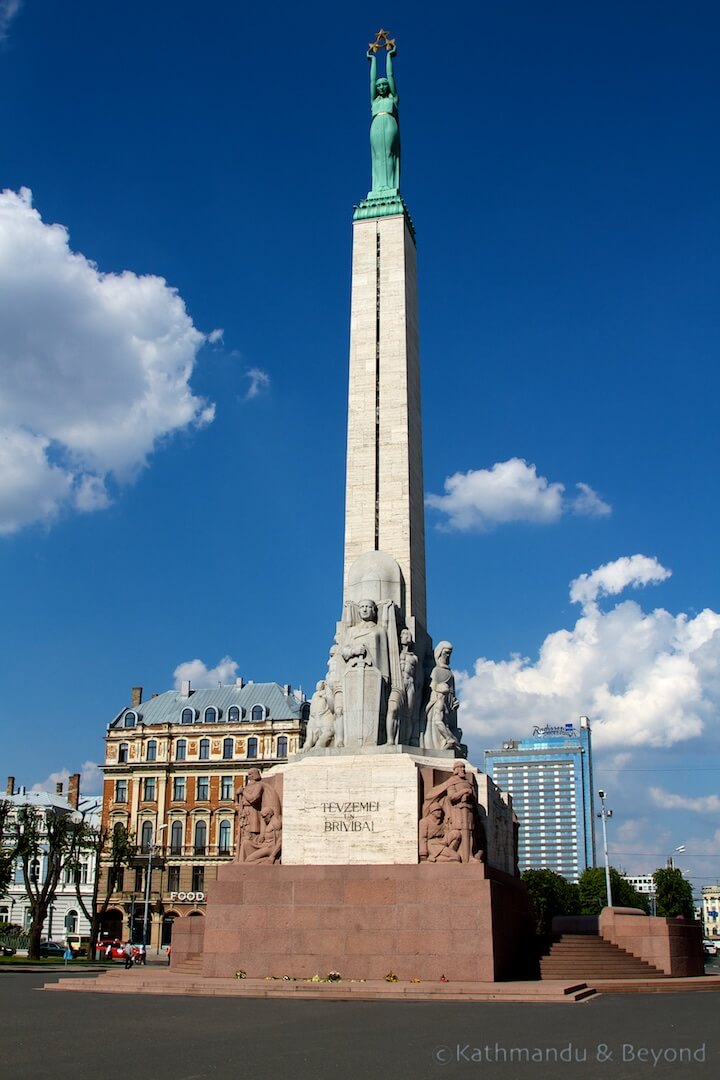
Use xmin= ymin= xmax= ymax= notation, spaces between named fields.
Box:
xmin=2 ymin=972 xmax=717 ymax=1080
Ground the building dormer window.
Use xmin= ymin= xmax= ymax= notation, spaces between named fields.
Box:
xmin=228 ymin=706 xmax=241 ymax=723
xmin=124 ymin=710 xmax=138 ymax=727
xmin=247 ymin=737 xmax=258 ymax=759
xmin=203 ymin=706 xmax=219 ymax=723
xmin=181 ymin=708 xmax=194 ymax=724
xmin=251 ymin=705 xmax=266 ymax=723
xmin=118 ymin=743 xmax=129 ymax=763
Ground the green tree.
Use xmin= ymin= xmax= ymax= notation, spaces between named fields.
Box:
xmin=522 ymin=869 xmax=580 ymax=935
xmin=577 ymin=867 xmax=650 ymax=914
xmin=653 ymin=867 xmax=695 ymax=920
xmin=65 ymin=820 xmax=135 ymax=959
xmin=16 ymin=804 xmax=76 ymax=959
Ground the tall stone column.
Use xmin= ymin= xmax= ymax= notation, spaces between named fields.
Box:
xmin=343 ymin=210 xmax=427 ymax=633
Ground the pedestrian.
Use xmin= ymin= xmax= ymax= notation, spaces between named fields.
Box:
xmin=123 ymin=941 xmax=134 ymax=969
xmin=167 ymin=944 xmax=171 ymax=967
xmin=137 ymin=944 xmax=147 ymax=966
xmin=104 ymin=942 xmax=112 ymax=960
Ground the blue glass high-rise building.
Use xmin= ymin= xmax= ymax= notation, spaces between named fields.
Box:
xmin=484 ymin=716 xmax=595 ymax=882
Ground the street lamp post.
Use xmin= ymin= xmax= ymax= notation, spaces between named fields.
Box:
xmin=597 ymin=790 xmax=613 ymax=909
xmin=668 ymin=845 xmax=686 ymax=869
xmin=142 ymin=824 xmax=166 ymax=949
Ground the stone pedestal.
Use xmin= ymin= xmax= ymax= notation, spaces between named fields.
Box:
xmin=172 ymin=862 xmax=535 ymax=982
xmin=274 ymin=750 xmax=517 ymax=874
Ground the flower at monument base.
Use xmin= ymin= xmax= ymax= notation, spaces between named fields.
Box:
xmin=234 ymin=970 xmax=246 ymax=979
xmin=326 ymin=970 xmax=341 ymax=982
xmin=311 ymin=974 xmax=321 ymax=982
xmin=384 ymin=971 xmax=398 ymax=983
xmin=439 ymin=975 xmax=449 ymax=983
xmin=410 ymin=977 xmax=421 ymax=984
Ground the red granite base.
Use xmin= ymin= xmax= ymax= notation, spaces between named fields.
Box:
xmin=172 ymin=862 xmax=535 ymax=983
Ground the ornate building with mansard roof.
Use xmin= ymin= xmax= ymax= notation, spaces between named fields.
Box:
xmin=98 ymin=679 xmax=307 ymax=951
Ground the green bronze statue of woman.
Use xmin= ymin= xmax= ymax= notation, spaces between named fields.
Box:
xmin=367 ymin=42 xmax=400 ymax=193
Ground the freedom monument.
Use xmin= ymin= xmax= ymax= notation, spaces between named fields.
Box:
xmin=173 ymin=32 xmax=534 ymax=982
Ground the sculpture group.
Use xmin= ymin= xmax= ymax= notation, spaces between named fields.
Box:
xmin=303 ymin=586 xmax=463 ymax=754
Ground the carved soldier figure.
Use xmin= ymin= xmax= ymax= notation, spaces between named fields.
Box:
xmin=419 ymin=805 xmax=462 ymax=862
xmin=423 ymin=763 xmax=485 ymax=864
xmin=242 ymin=806 xmax=282 ymax=864
xmin=235 ymin=768 xmax=282 ymax=862
xmin=399 ymin=627 xmax=421 ymax=744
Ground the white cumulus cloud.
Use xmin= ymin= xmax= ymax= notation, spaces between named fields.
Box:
xmin=244 ymin=367 xmax=270 ymax=400
xmin=31 ymin=760 xmax=102 ymax=799
xmin=456 ymin=556 xmax=720 ymax=751
xmin=0 ymin=188 xmax=215 ymax=534
xmin=570 ymin=554 xmax=672 ymax=607
xmin=649 ymin=787 xmax=720 ymax=814
xmin=425 ymin=458 xmax=610 ymax=530
xmin=173 ymin=656 xmax=239 ymax=689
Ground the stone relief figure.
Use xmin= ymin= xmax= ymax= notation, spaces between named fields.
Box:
xmin=418 ymin=805 xmax=462 ymax=862
xmin=421 ymin=641 xmax=461 ymax=751
xmin=340 ymin=597 xmax=403 ymax=746
xmin=423 ymin=763 xmax=485 ymax=864
xmin=235 ymin=767 xmax=282 ymax=862
xmin=398 ymin=628 xmax=422 ymax=745
xmin=303 ymin=680 xmax=336 ymax=751
xmin=367 ymin=32 xmax=400 ymax=193
xmin=242 ymin=806 xmax=282 ymax=864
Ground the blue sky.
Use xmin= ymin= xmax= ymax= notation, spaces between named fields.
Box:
xmin=1 ymin=2 xmax=719 ymax=897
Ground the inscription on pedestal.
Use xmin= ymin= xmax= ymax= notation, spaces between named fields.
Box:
xmin=281 ymin=757 xmax=420 ymax=864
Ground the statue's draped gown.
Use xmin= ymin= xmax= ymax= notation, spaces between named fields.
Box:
xmin=370 ymin=95 xmax=400 ymax=191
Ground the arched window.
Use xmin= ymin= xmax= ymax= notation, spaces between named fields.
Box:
xmin=146 ymin=740 xmax=157 ymax=762
xmin=203 ymin=707 xmax=218 ymax=723
xmin=140 ymin=821 xmax=153 ymax=854
xmin=199 ymin=738 xmax=210 ymax=760
xmin=227 ymin=706 xmax=240 ymax=723
xmin=301 ymin=701 xmax=311 ymax=722
xmin=170 ymin=821 xmax=183 ymax=855
xmin=218 ymin=819 xmax=232 ymax=854
xmin=251 ymin=705 xmax=266 ymax=723
xmin=118 ymin=742 xmax=129 ymax=763
xmin=194 ymin=819 xmax=207 ymax=855
xmin=222 ymin=738 xmax=233 ymax=760
xmin=247 ymin=737 xmax=258 ymax=759
xmin=124 ymin=711 xmax=138 ymax=727
xmin=176 ymin=739 xmax=187 ymax=761
xmin=65 ymin=909 xmax=78 ymax=935
xmin=181 ymin=708 xmax=194 ymax=724
xmin=277 ymin=736 xmax=288 ymax=758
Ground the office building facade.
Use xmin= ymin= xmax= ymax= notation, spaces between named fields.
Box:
xmin=485 ymin=716 xmax=595 ymax=882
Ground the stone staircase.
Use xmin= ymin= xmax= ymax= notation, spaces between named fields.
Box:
xmin=169 ymin=953 xmax=203 ymax=976
xmin=540 ymin=935 xmax=666 ymax=981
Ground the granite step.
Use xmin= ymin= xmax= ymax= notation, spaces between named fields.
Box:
xmin=42 ymin=972 xmax=597 ymax=1003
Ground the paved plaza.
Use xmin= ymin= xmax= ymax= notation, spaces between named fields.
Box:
xmin=3 ymin=971 xmax=717 ymax=1080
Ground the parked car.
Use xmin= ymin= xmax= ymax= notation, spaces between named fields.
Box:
xmin=1 ymin=944 xmax=16 ymax=956
xmin=38 ymin=941 xmax=68 ymax=958
xmin=703 ymin=940 xmax=718 ymax=956
xmin=99 ymin=939 xmax=141 ymax=961
xmin=99 ymin=939 xmax=126 ymax=960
